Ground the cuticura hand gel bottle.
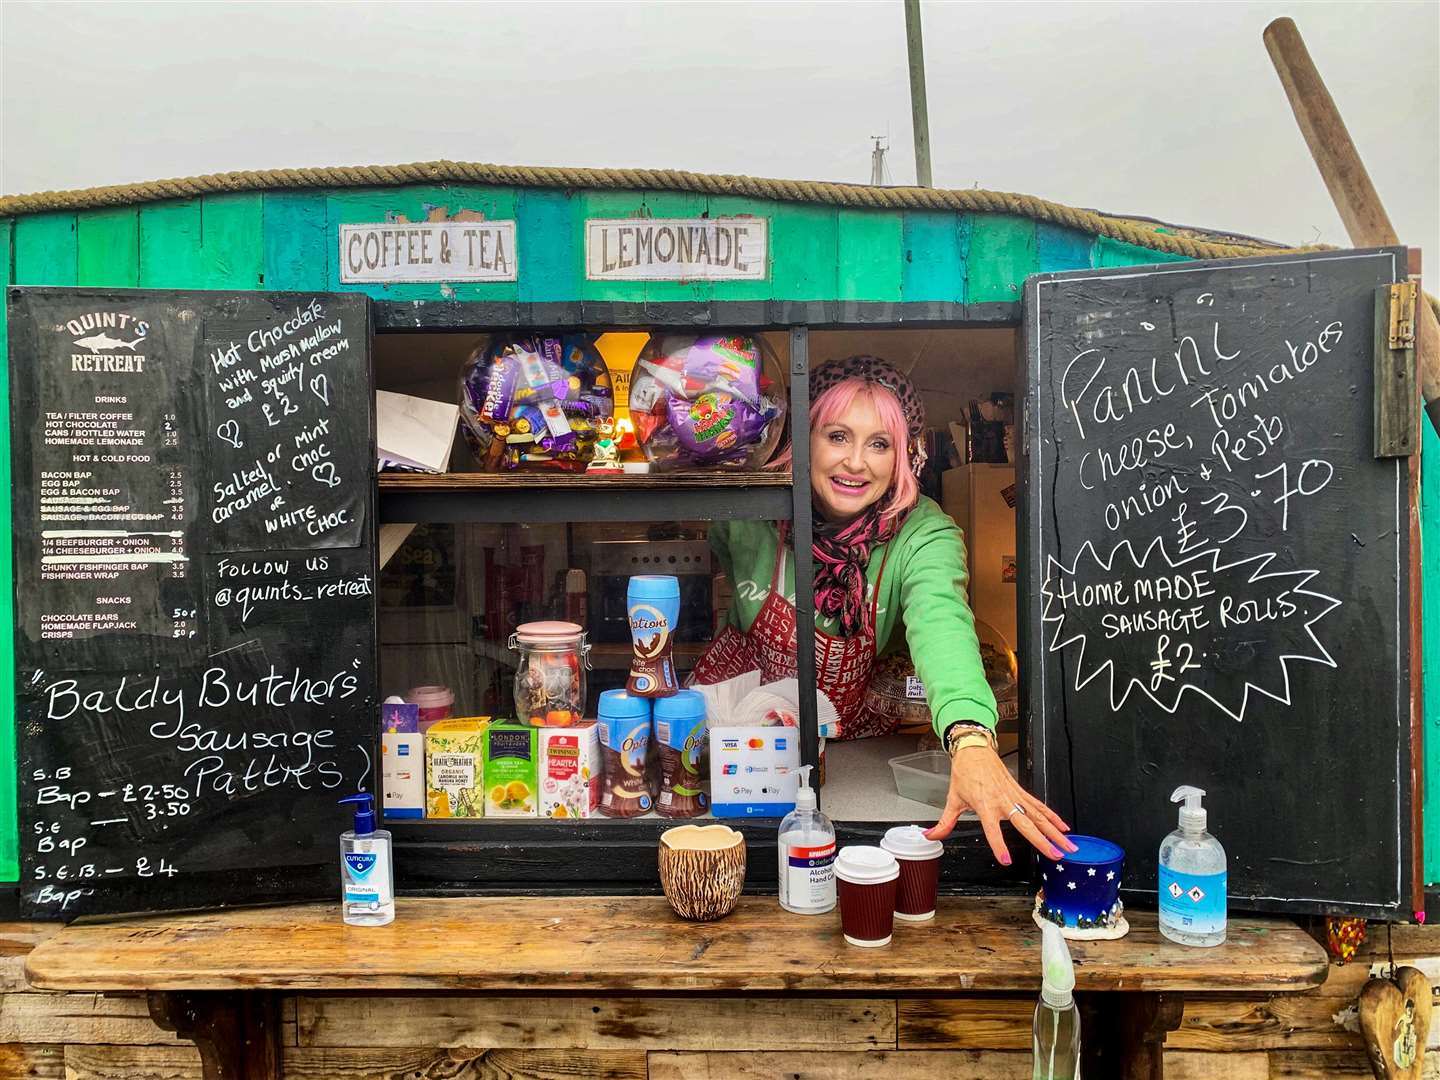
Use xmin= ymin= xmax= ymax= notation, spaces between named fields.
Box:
xmin=777 ymin=765 xmax=836 ymax=914
xmin=1158 ymin=785 xmax=1226 ymax=947
xmin=339 ymin=792 xmax=394 ymax=926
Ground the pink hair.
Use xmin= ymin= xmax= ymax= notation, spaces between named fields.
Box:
xmin=770 ymin=377 xmax=919 ymax=524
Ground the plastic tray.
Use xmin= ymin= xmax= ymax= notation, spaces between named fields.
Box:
xmin=888 ymin=750 xmax=951 ymax=809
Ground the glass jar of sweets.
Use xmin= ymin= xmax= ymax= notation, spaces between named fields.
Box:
xmin=508 ymin=621 xmax=590 ymax=726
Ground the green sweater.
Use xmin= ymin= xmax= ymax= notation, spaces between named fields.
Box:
xmin=709 ymin=496 xmax=998 ymax=736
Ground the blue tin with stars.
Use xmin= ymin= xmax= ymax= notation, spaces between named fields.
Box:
xmin=1033 ymin=834 xmax=1129 ymax=941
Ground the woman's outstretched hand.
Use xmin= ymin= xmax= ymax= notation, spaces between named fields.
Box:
xmin=924 ymin=745 xmax=1077 ymax=865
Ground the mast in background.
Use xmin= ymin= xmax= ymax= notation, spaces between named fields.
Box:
xmin=870 ymin=136 xmax=889 ymax=186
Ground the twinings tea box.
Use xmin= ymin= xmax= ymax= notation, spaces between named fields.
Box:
xmin=539 ymin=723 xmax=601 ymax=819
xmin=424 ymin=717 xmax=491 ymax=818
xmin=483 ymin=722 xmax=538 ymax=817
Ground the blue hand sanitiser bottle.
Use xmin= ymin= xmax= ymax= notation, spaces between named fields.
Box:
xmin=1158 ymin=785 xmax=1226 ymax=947
xmin=339 ymin=793 xmax=394 ymax=926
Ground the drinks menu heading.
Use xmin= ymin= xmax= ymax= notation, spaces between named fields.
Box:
xmin=9 ymin=288 xmax=377 ymax=919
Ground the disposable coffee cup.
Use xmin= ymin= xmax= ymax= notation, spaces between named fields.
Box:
xmin=880 ymin=825 xmax=944 ymax=922
xmin=834 ymin=846 xmax=900 ymax=947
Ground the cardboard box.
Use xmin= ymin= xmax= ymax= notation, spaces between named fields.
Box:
xmin=538 ymin=724 xmax=601 ymax=820
xmin=424 ymin=717 xmax=491 ymax=818
xmin=382 ymin=732 xmax=425 ymax=819
xmin=483 ymin=722 xmax=539 ymax=817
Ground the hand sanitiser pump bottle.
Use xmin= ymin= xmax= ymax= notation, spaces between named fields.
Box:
xmin=339 ymin=793 xmax=394 ymax=926
xmin=777 ymin=765 xmax=836 ymax=914
xmin=1158 ymin=785 xmax=1226 ymax=947
xmin=1032 ymin=920 xmax=1081 ymax=1079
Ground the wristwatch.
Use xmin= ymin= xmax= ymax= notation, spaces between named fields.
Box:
xmin=943 ymin=720 xmax=998 ymax=757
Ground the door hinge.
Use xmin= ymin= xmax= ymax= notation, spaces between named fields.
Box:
xmin=1388 ymin=281 xmax=1417 ymax=350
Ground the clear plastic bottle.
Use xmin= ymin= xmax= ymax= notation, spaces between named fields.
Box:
xmin=777 ymin=765 xmax=836 ymax=914
xmin=1158 ymin=785 xmax=1227 ymax=947
xmin=339 ymin=793 xmax=394 ymax=927
xmin=1032 ymin=921 xmax=1081 ymax=1079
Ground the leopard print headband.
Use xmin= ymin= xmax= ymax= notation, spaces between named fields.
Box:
xmin=809 ymin=355 xmax=928 ymax=477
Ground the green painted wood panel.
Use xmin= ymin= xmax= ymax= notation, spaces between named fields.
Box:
xmin=0 ymin=219 xmax=15 ymax=882
xmin=965 ymin=214 xmax=1037 ymax=304
xmin=901 ymin=211 xmax=967 ymax=303
xmin=766 ymin=203 xmax=837 ymax=302
xmin=837 ymin=209 xmax=902 ymax=302
xmin=262 ymin=192 xmax=328 ymax=292
xmin=516 ymin=189 xmax=579 ymax=305
xmin=1425 ymin=419 xmax=1439 ymax=885
xmin=1036 ymin=224 xmax=1095 ymax=273
xmin=706 ymin=195 xmax=775 ymax=304
xmin=14 ymin=212 xmax=77 ymax=285
xmin=138 ymin=194 xmax=264 ymax=290
xmin=77 ymin=208 xmax=140 ymax=287
xmin=138 ymin=201 xmax=205 ymax=288
xmin=326 ymin=186 xmax=519 ymax=303
xmin=1092 ymin=235 xmax=1190 ymax=268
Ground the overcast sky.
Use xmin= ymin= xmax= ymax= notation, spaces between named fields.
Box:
xmin=3 ymin=1 xmax=1436 ymax=262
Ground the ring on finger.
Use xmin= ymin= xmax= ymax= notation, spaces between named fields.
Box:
xmin=1007 ymin=803 xmax=1027 ymax=819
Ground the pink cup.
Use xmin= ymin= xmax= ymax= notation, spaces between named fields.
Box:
xmin=406 ymin=685 xmax=454 ymax=733
xmin=834 ymin=846 xmax=900 ymax=947
xmin=880 ymin=825 xmax=945 ymax=922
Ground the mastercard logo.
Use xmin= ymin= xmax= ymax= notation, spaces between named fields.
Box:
xmin=747 ymin=738 xmax=765 ymax=749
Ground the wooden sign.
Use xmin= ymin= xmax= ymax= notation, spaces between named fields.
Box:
xmin=585 ymin=217 xmax=768 ymax=281
xmin=339 ymin=221 xmax=517 ymax=283
xmin=1021 ymin=248 xmax=1413 ymax=917
xmin=8 ymin=287 xmax=377 ymax=919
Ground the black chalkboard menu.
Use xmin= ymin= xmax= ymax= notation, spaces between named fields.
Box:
xmin=1020 ymin=248 xmax=1413 ymax=918
xmin=8 ymin=288 xmax=377 ymax=919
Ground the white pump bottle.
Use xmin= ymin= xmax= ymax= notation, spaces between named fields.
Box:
xmin=1158 ymin=785 xmax=1226 ymax=947
xmin=777 ymin=765 xmax=836 ymax=914
xmin=1032 ymin=920 xmax=1081 ymax=1079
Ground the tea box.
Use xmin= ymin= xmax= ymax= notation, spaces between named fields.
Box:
xmin=424 ymin=716 xmax=491 ymax=818
xmin=539 ymin=723 xmax=601 ymax=819
xmin=483 ymin=722 xmax=539 ymax=817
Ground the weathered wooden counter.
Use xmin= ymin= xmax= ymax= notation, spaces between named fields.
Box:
xmin=20 ymin=895 xmax=1327 ymax=1080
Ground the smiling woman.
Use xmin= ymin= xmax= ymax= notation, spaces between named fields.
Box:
xmin=693 ymin=355 xmax=1074 ymax=866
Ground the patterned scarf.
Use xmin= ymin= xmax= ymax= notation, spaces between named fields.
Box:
xmin=786 ymin=503 xmax=900 ymax=638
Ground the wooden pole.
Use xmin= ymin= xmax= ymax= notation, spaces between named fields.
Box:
xmin=1263 ymin=17 xmax=1440 ymax=420
xmin=1264 ymin=16 xmax=1433 ymax=922
xmin=904 ymin=0 xmax=933 ymax=187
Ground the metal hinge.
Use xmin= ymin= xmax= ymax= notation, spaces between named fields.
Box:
xmin=1388 ymin=281 xmax=1417 ymax=350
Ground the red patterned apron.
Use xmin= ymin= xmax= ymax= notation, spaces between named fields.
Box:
xmin=690 ymin=534 xmax=896 ymax=740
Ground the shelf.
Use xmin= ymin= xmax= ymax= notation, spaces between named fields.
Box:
xmin=379 ymin=471 xmax=794 ymax=524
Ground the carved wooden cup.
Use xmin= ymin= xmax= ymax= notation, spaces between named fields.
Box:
xmin=658 ymin=825 xmax=747 ymax=921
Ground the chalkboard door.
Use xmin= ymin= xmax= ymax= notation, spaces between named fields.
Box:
xmin=8 ymin=288 xmax=377 ymax=919
xmin=1020 ymin=248 xmax=1415 ymax=918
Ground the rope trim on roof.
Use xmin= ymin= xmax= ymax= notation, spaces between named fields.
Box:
xmin=0 ymin=159 xmax=1314 ymax=262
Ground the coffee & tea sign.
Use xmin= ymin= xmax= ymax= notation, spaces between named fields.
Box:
xmin=339 ymin=221 xmax=517 ymax=283
xmin=585 ymin=217 xmax=768 ymax=282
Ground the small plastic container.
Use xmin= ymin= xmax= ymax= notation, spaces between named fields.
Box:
xmin=509 ymin=621 xmax=590 ymax=727
xmin=406 ymin=685 xmax=454 ymax=734
xmin=888 ymin=751 xmax=951 ymax=809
